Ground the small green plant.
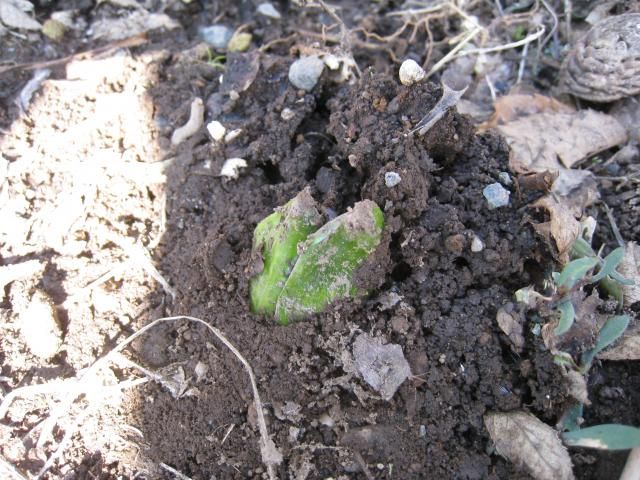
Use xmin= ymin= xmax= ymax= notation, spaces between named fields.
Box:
xmin=250 ymin=191 xmax=384 ymax=325
xmin=206 ymin=50 xmax=226 ymax=69
xmin=515 ymin=233 xmax=638 ymax=451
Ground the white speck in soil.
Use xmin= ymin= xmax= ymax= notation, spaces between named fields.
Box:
xmin=385 ymin=171 xmax=401 ymax=187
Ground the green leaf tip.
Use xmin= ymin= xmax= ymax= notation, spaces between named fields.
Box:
xmin=275 ymin=200 xmax=384 ymax=325
xmin=249 ymin=188 xmax=324 ymax=316
xmin=249 ymin=193 xmax=384 ymax=325
xmin=564 ymin=424 xmax=640 ymax=450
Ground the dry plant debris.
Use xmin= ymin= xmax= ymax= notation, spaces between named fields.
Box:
xmin=560 ymin=14 xmax=640 ymax=102
xmin=485 ymin=411 xmax=574 ymax=480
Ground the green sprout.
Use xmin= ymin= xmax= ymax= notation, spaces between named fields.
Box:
xmin=206 ymin=50 xmax=226 ymax=69
xmin=250 ymin=189 xmax=324 ymax=317
xmin=515 ymin=228 xmax=639 ymax=451
xmin=250 ymin=193 xmax=384 ymax=325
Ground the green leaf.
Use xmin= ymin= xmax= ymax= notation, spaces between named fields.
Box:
xmin=591 ymin=247 xmax=624 ymax=283
xmin=564 ymin=424 xmax=640 ymax=450
xmin=599 ymin=276 xmax=624 ymax=303
xmin=571 ymin=237 xmax=596 ymax=258
xmin=581 ymin=315 xmax=630 ymax=369
xmin=275 ymin=200 xmax=384 ymax=325
xmin=250 ymin=189 xmax=323 ymax=316
xmin=553 ymin=351 xmax=577 ymax=369
xmin=556 ymin=257 xmax=599 ymax=289
xmin=609 ymin=270 xmax=635 ymax=286
xmin=561 ymin=403 xmax=584 ymax=432
xmin=555 ymin=300 xmax=575 ymax=336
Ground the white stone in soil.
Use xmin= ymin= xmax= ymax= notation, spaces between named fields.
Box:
xmin=288 ymin=56 xmax=325 ymax=92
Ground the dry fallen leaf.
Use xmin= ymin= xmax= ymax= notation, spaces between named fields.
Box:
xmin=530 ymin=196 xmax=581 ymax=259
xmin=90 ymin=10 xmax=179 ymax=41
xmin=497 ymin=109 xmax=627 ymax=173
xmin=565 ymin=370 xmax=590 ymax=405
xmin=485 ymin=411 xmax=574 ymax=480
xmin=618 ymin=242 xmax=640 ymax=305
xmin=598 ymin=322 xmax=640 ymax=361
xmin=482 ymin=93 xmax=574 ymax=129
xmin=0 ymin=0 xmax=41 ymax=30
xmin=496 ymin=306 xmax=525 ymax=352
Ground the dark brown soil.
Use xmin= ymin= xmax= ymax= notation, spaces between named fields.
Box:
xmin=0 ymin=1 xmax=638 ymax=479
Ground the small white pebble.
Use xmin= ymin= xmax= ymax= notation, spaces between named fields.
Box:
xmin=385 ymin=171 xmax=401 ymax=187
xmin=206 ymin=120 xmax=226 ymax=142
xmin=220 ymin=158 xmax=247 ymax=179
xmin=289 ymin=56 xmax=325 ymax=91
xmin=439 ymin=353 xmax=446 ymax=364
xmin=399 ymin=59 xmax=426 ymax=86
xmin=323 ymin=54 xmax=341 ymax=70
xmin=419 ymin=425 xmax=427 ymax=437
xmin=471 ymin=235 xmax=484 ymax=252
xmin=498 ymin=171 xmax=512 ymax=185
xmin=224 ymin=128 xmax=242 ymax=143
xmin=281 ymin=108 xmax=295 ymax=121
xmin=171 ymin=98 xmax=204 ymax=146
xmin=257 ymin=2 xmax=281 ymax=19
xmin=318 ymin=413 xmax=335 ymax=428
xmin=483 ymin=182 xmax=510 ymax=209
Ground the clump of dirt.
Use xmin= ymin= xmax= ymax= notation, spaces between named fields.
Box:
xmin=128 ymin=50 xmax=568 ymax=479
xmin=1 ymin=2 xmax=637 ymax=479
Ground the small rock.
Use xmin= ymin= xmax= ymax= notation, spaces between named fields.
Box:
xmin=18 ymin=290 xmax=62 ymax=359
xmin=319 ymin=412 xmax=335 ymax=427
xmin=257 ymin=2 xmax=281 ymax=19
xmin=352 ymin=333 xmax=411 ymax=401
xmin=399 ymin=59 xmax=426 ymax=86
xmin=227 ymin=32 xmax=252 ymax=53
xmin=498 ymin=171 xmax=512 ymax=185
xmin=42 ymin=19 xmax=66 ymax=41
xmin=224 ymin=128 xmax=242 ymax=143
xmin=384 ymin=171 xmax=401 ymax=187
xmin=220 ymin=158 xmax=248 ymax=179
xmin=281 ymin=108 xmax=295 ymax=121
xmin=483 ymin=182 xmax=510 ymax=209
xmin=471 ymin=235 xmax=484 ymax=252
xmin=206 ymin=120 xmax=226 ymax=142
xmin=288 ymin=56 xmax=325 ymax=92
xmin=198 ymin=25 xmax=233 ymax=50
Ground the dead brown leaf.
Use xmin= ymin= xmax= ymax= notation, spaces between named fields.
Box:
xmin=485 ymin=411 xmax=575 ymax=480
xmin=482 ymin=93 xmax=574 ymax=129
xmin=530 ymin=196 xmax=581 ymax=259
xmin=497 ymin=110 xmax=627 ymax=173
xmin=565 ymin=370 xmax=590 ymax=406
xmin=598 ymin=322 xmax=640 ymax=361
xmin=618 ymin=242 xmax=640 ymax=305
xmin=496 ymin=306 xmax=525 ymax=352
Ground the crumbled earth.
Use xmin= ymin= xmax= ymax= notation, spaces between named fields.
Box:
xmin=0 ymin=1 xmax=638 ymax=480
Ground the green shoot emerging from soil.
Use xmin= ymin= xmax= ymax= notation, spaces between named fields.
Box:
xmin=516 ymin=232 xmax=639 ymax=451
xmin=250 ymin=192 xmax=384 ymax=325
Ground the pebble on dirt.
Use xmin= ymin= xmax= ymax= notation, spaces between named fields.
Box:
xmin=399 ymin=59 xmax=426 ymax=86
xmin=288 ymin=56 xmax=325 ymax=92
xmin=17 ymin=290 xmax=62 ymax=359
xmin=257 ymin=2 xmax=281 ymax=20
xmin=198 ymin=25 xmax=233 ymax=50
xmin=220 ymin=157 xmax=248 ymax=179
xmin=471 ymin=235 xmax=485 ymax=252
xmin=483 ymin=182 xmax=510 ymax=209
xmin=384 ymin=171 xmax=401 ymax=187
xmin=352 ymin=333 xmax=411 ymax=401
xmin=206 ymin=120 xmax=226 ymax=142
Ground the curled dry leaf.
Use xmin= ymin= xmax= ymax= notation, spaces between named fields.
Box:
xmin=496 ymin=306 xmax=525 ymax=352
xmin=565 ymin=370 xmax=590 ymax=406
xmin=497 ymin=109 xmax=627 ymax=173
xmin=485 ymin=411 xmax=575 ymax=480
xmin=529 ymin=196 xmax=580 ymax=260
xmin=617 ymin=242 xmax=640 ymax=305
